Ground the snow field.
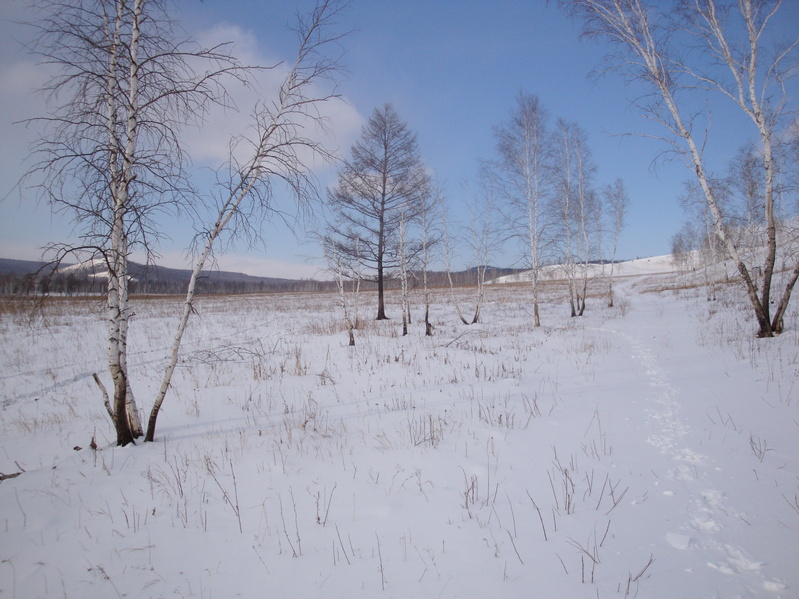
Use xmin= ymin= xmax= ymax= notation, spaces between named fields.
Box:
xmin=0 ymin=275 xmax=797 ymax=598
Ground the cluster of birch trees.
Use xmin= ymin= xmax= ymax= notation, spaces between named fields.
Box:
xmin=487 ymin=93 xmax=629 ymax=323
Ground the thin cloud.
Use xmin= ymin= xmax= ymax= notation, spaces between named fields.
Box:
xmin=182 ymin=23 xmax=363 ymax=172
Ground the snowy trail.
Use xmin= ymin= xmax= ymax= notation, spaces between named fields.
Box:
xmin=598 ymin=281 xmax=788 ymax=597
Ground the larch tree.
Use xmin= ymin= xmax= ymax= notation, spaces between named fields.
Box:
xmin=559 ymin=0 xmax=799 ymax=337
xmin=327 ymin=103 xmax=428 ymax=320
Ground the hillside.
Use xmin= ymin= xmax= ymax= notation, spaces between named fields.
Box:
xmin=0 ymin=257 xmax=325 ymax=294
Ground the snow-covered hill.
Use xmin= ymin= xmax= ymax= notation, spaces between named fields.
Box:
xmin=492 ymin=254 xmax=679 ymax=284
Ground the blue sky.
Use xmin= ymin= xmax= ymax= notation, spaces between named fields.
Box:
xmin=1 ymin=0 xmax=796 ymax=277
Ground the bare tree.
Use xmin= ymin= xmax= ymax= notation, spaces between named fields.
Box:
xmin=327 ymin=103 xmax=428 ymax=320
xmin=441 ymin=194 xmax=470 ymax=325
xmin=25 ymin=0 xmax=244 ymax=445
xmin=397 ymin=211 xmax=412 ymax=336
xmin=671 ymin=221 xmax=700 ymax=272
xmin=553 ymin=119 xmax=584 ymax=317
xmin=464 ymin=182 xmax=502 ymax=324
xmin=573 ymin=130 xmax=598 ymax=316
xmin=493 ymin=92 xmax=553 ymax=326
xmin=325 ymin=242 xmax=357 ymax=346
xmin=146 ymin=0 xmax=348 ymax=442
xmin=419 ymin=182 xmax=443 ymax=336
xmin=680 ymin=177 xmax=730 ymax=300
xmin=602 ymin=178 xmax=629 ymax=307
xmin=559 ymin=0 xmax=799 ymax=336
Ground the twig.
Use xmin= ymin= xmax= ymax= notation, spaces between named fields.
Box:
xmin=506 ymin=529 xmax=524 ymax=564
xmin=335 ymin=524 xmax=351 ymax=565
xmin=605 ymin=486 xmax=629 ymax=515
xmin=375 ymin=533 xmax=385 ymax=591
xmin=526 ymin=489 xmax=548 ymax=541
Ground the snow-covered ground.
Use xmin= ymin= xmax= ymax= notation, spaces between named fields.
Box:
xmin=1 ymin=271 xmax=798 ymax=598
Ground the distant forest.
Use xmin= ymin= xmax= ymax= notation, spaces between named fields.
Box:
xmin=0 ymin=258 xmax=524 ymax=296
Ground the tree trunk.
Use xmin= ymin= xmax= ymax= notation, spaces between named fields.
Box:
xmin=376 ymin=259 xmax=387 ymax=320
xmin=112 ymin=363 xmax=134 ymax=446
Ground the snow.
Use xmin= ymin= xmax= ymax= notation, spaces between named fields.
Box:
xmin=1 ymin=272 xmax=798 ymax=598
xmin=493 ymin=253 xmax=680 ymax=284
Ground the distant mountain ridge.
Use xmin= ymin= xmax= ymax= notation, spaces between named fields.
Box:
xmin=0 ymin=257 xmax=530 ymax=295
xmin=0 ymin=257 xmax=322 ymax=295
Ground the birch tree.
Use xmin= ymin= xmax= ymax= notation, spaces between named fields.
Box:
xmin=493 ymin=92 xmax=553 ymax=326
xmin=26 ymin=0 xmax=243 ymax=446
xmin=602 ymin=178 xmax=629 ymax=307
xmin=554 ymin=119 xmax=579 ymax=317
xmin=572 ymin=129 xmax=598 ymax=316
xmin=324 ymin=240 xmax=356 ymax=346
xmin=145 ymin=0 xmax=347 ymax=442
xmin=559 ymin=0 xmax=799 ymax=336
xmin=441 ymin=196 xmax=470 ymax=325
xmin=463 ymin=183 xmax=501 ymax=325
xmin=419 ymin=183 xmax=443 ymax=336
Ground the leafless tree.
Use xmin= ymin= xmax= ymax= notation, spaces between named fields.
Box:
xmin=554 ymin=119 xmax=597 ymax=317
xmin=440 ymin=195 xmax=469 ymax=324
xmin=559 ymin=0 xmax=799 ymax=336
xmin=573 ymin=134 xmax=599 ymax=316
xmin=493 ymin=92 xmax=554 ymax=326
xmin=25 ymin=0 xmax=244 ymax=445
xmin=679 ymin=179 xmax=728 ymax=299
xmin=419 ymin=182 xmax=443 ymax=336
xmin=146 ymin=0 xmax=348 ymax=442
xmin=671 ymin=220 xmax=701 ymax=272
xmin=602 ymin=178 xmax=629 ymax=306
xmin=324 ymin=240 xmax=356 ymax=346
xmin=397 ymin=211 xmax=412 ymax=336
xmin=327 ymin=103 xmax=428 ymax=320
xmin=463 ymin=181 xmax=502 ymax=324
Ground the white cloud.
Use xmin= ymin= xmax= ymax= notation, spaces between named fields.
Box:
xmin=182 ymin=23 xmax=363 ymax=172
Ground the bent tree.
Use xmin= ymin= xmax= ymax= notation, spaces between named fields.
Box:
xmin=559 ymin=0 xmax=799 ymax=337
xmin=26 ymin=0 xmax=243 ymax=445
xmin=145 ymin=0 xmax=348 ymax=442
